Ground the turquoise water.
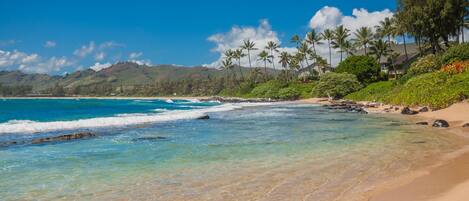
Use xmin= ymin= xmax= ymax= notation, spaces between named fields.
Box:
xmin=0 ymin=99 xmax=465 ymax=201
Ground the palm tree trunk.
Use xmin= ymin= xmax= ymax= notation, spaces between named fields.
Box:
xmin=364 ymin=44 xmax=367 ymax=55
xmin=340 ymin=51 xmax=343 ymax=63
xmin=416 ymin=36 xmax=422 ymax=55
xmin=264 ymin=61 xmax=268 ymax=81
xmin=247 ymin=50 xmax=252 ymax=68
xmin=328 ymin=41 xmax=332 ymax=67
xmin=270 ymin=50 xmax=276 ymax=70
xmin=462 ymin=25 xmax=465 ymax=43
xmin=238 ymin=60 xmax=244 ymax=81
xmin=403 ymin=35 xmax=408 ymax=60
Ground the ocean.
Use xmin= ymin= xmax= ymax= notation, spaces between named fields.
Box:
xmin=0 ymin=98 xmax=465 ymax=201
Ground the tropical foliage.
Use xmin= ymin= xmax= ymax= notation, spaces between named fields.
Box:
xmin=313 ymin=73 xmax=362 ymax=99
xmin=335 ymin=55 xmax=381 ymax=84
xmin=407 ymin=54 xmax=441 ymax=75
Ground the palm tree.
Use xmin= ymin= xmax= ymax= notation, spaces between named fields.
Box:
xmin=265 ymin=41 xmax=280 ymax=70
xmin=294 ymin=52 xmax=305 ymax=69
xmin=278 ymin=51 xmax=291 ymax=81
xmin=257 ymin=50 xmax=271 ymax=80
xmin=291 ymin=34 xmax=301 ymax=47
xmin=370 ymin=39 xmax=391 ymax=64
xmin=233 ymin=49 xmax=246 ymax=80
xmin=241 ymin=39 xmax=257 ymax=68
xmin=278 ymin=52 xmax=290 ymax=69
xmin=223 ymin=50 xmax=236 ymax=81
xmin=298 ymin=41 xmax=312 ymax=67
xmin=392 ymin=17 xmax=408 ymax=60
xmin=353 ymin=27 xmax=373 ymax=55
xmin=342 ymin=40 xmax=355 ymax=57
xmin=221 ymin=57 xmax=235 ymax=82
xmin=306 ymin=30 xmax=323 ymax=55
xmin=322 ymin=29 xmax=334 ymax=66
xmin=375 ymin=17 xmax=394 ymax=45
xmin=387 ymin=52 xmax=400 ymax=79
xmin=332 ymin=25 xmax=350 ymax=63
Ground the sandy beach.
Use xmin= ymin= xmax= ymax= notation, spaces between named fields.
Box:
xmin=300 ymin=98 xmax=469 ymax=201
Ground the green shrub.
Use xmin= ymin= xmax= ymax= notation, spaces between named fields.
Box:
xmin=288 ymin=81 xmax=316 ymax=99
xmin=441 ymin=43 xmax=469 ymax=65
xmin=278 ymin=87 xmax=300 ymax=100
xmin=408 ymin=54 xmax=441 ymax=75
xmin=345 ymin=81 xmax=397 ymax=102
xmin=313 ymin=72 xmax=362 ymax=99
xmin=249 ymin=80 xmax=286 ymax=99
xmin=390 ymin=71 xmax=469 ymax=109
xmin=396 ymin=72 xmax=415 ymax=85
xmin=335 ymin=55 xmax=381 ymax=84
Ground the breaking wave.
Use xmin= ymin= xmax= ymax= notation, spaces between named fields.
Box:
xmin=0 ymin=103 xmax=270 ymax=134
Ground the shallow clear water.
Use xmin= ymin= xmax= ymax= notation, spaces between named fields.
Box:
xmin=0 ymin=99 xmax=465 ymax=201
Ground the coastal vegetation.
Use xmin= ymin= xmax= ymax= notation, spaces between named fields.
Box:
xmin=347 ymin=43 xmax=469 ymax=109
xmin=0 ymin=0 xmax=467 ymax=109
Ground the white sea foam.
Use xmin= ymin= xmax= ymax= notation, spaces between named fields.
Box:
xmin=153 ymin=108 xmax=170 ymax=112
xmin=165 ymin=99 xmax=174 ymax=103
xmin=0 ymin=103 xmax=270 ymax=134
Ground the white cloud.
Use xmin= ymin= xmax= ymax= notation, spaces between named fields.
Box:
xmin=309 ymin=6 xmax=393 ymax=34
xmin=206 ymin=19 xmax=293 ymax=68
xmin=309 ymin=6 xmax=343 ymax=32
xmin=0 ymin=49 xmax=73 ymax=74
xmin=89 ymin=62 xmax=112 ymax=71
xmin=73 ymin=41 xmax=95 ymax=58
xmin=44 ymin=40 xmax=56 ymax=48
xmin=129 ymin=52 xmax=143 ymax=59
xmin=308 ymin=6 xmax=394 ymax=66
xmin=95 ymin=52 xmax=105 ymax=61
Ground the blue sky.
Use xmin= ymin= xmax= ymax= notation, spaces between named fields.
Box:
xmin=0 ymin=0 xmax=396 ymax=74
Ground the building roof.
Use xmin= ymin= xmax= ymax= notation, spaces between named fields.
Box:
xmin=354 ymin=43 xmax=421 ymax=64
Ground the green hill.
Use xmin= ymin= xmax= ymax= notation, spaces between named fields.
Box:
xmin=0 ymin=62 xmax=271 ymax=94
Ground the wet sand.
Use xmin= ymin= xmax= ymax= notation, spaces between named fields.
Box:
xmin=300 ymin=98 xmax=469 ymax=201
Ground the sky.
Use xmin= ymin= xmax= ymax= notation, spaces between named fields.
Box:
xmin=0 ymin=0 xmax=398 ymax=75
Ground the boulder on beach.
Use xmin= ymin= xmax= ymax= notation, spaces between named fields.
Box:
xmin=419 ymin=107 xmax=429 ymax=112
xmin=401 ymin=107 xmax=419 ymax=115
xmin=463 ymin=123 xmax=469 ymax=128
xmin=432 ymin=120 xmax=450 ymax=128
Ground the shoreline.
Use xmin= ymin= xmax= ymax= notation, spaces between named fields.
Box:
xmin=3 ymin=97 xmax=469 ymax=200
xmin=299 ymin=98 xmax=469 ymax=201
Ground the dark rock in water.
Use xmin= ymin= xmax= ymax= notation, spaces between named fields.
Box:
xmin=197 ymin=115 xmax=210 ymax=120
xmin=419 ymin=107 xmax=429 ymax=112
xmin=462 ymin=123 xmax=469 ymax=128
xmin=31 ymin=132 xmax=96 ymax=144
xmin=432 ymin=120 xmax=450 ymax=128
xmin=395 ymin=107 xmax=400 ymax=111
xmin=401 ymin=107 xmax=419 ymax=115
xmin=416 ymin=122 xmax=429 ymax=125
xmin=132 ymin=136 xmax=168 ymax=142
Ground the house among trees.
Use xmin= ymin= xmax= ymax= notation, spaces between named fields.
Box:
xmin=354 ymin=43 xmax=421 ymax=79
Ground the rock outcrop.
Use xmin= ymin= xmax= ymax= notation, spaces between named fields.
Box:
xmin=432 ymin=120 xmax=450 ymax=128
xmin=31 ymin=132 xmax=96 ymax=144
xmin=401 ymin=107 xmax=419 ymax=115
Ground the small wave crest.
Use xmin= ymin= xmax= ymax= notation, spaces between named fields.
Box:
xmin=0 ymin=103 xmax=269 ymax=134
